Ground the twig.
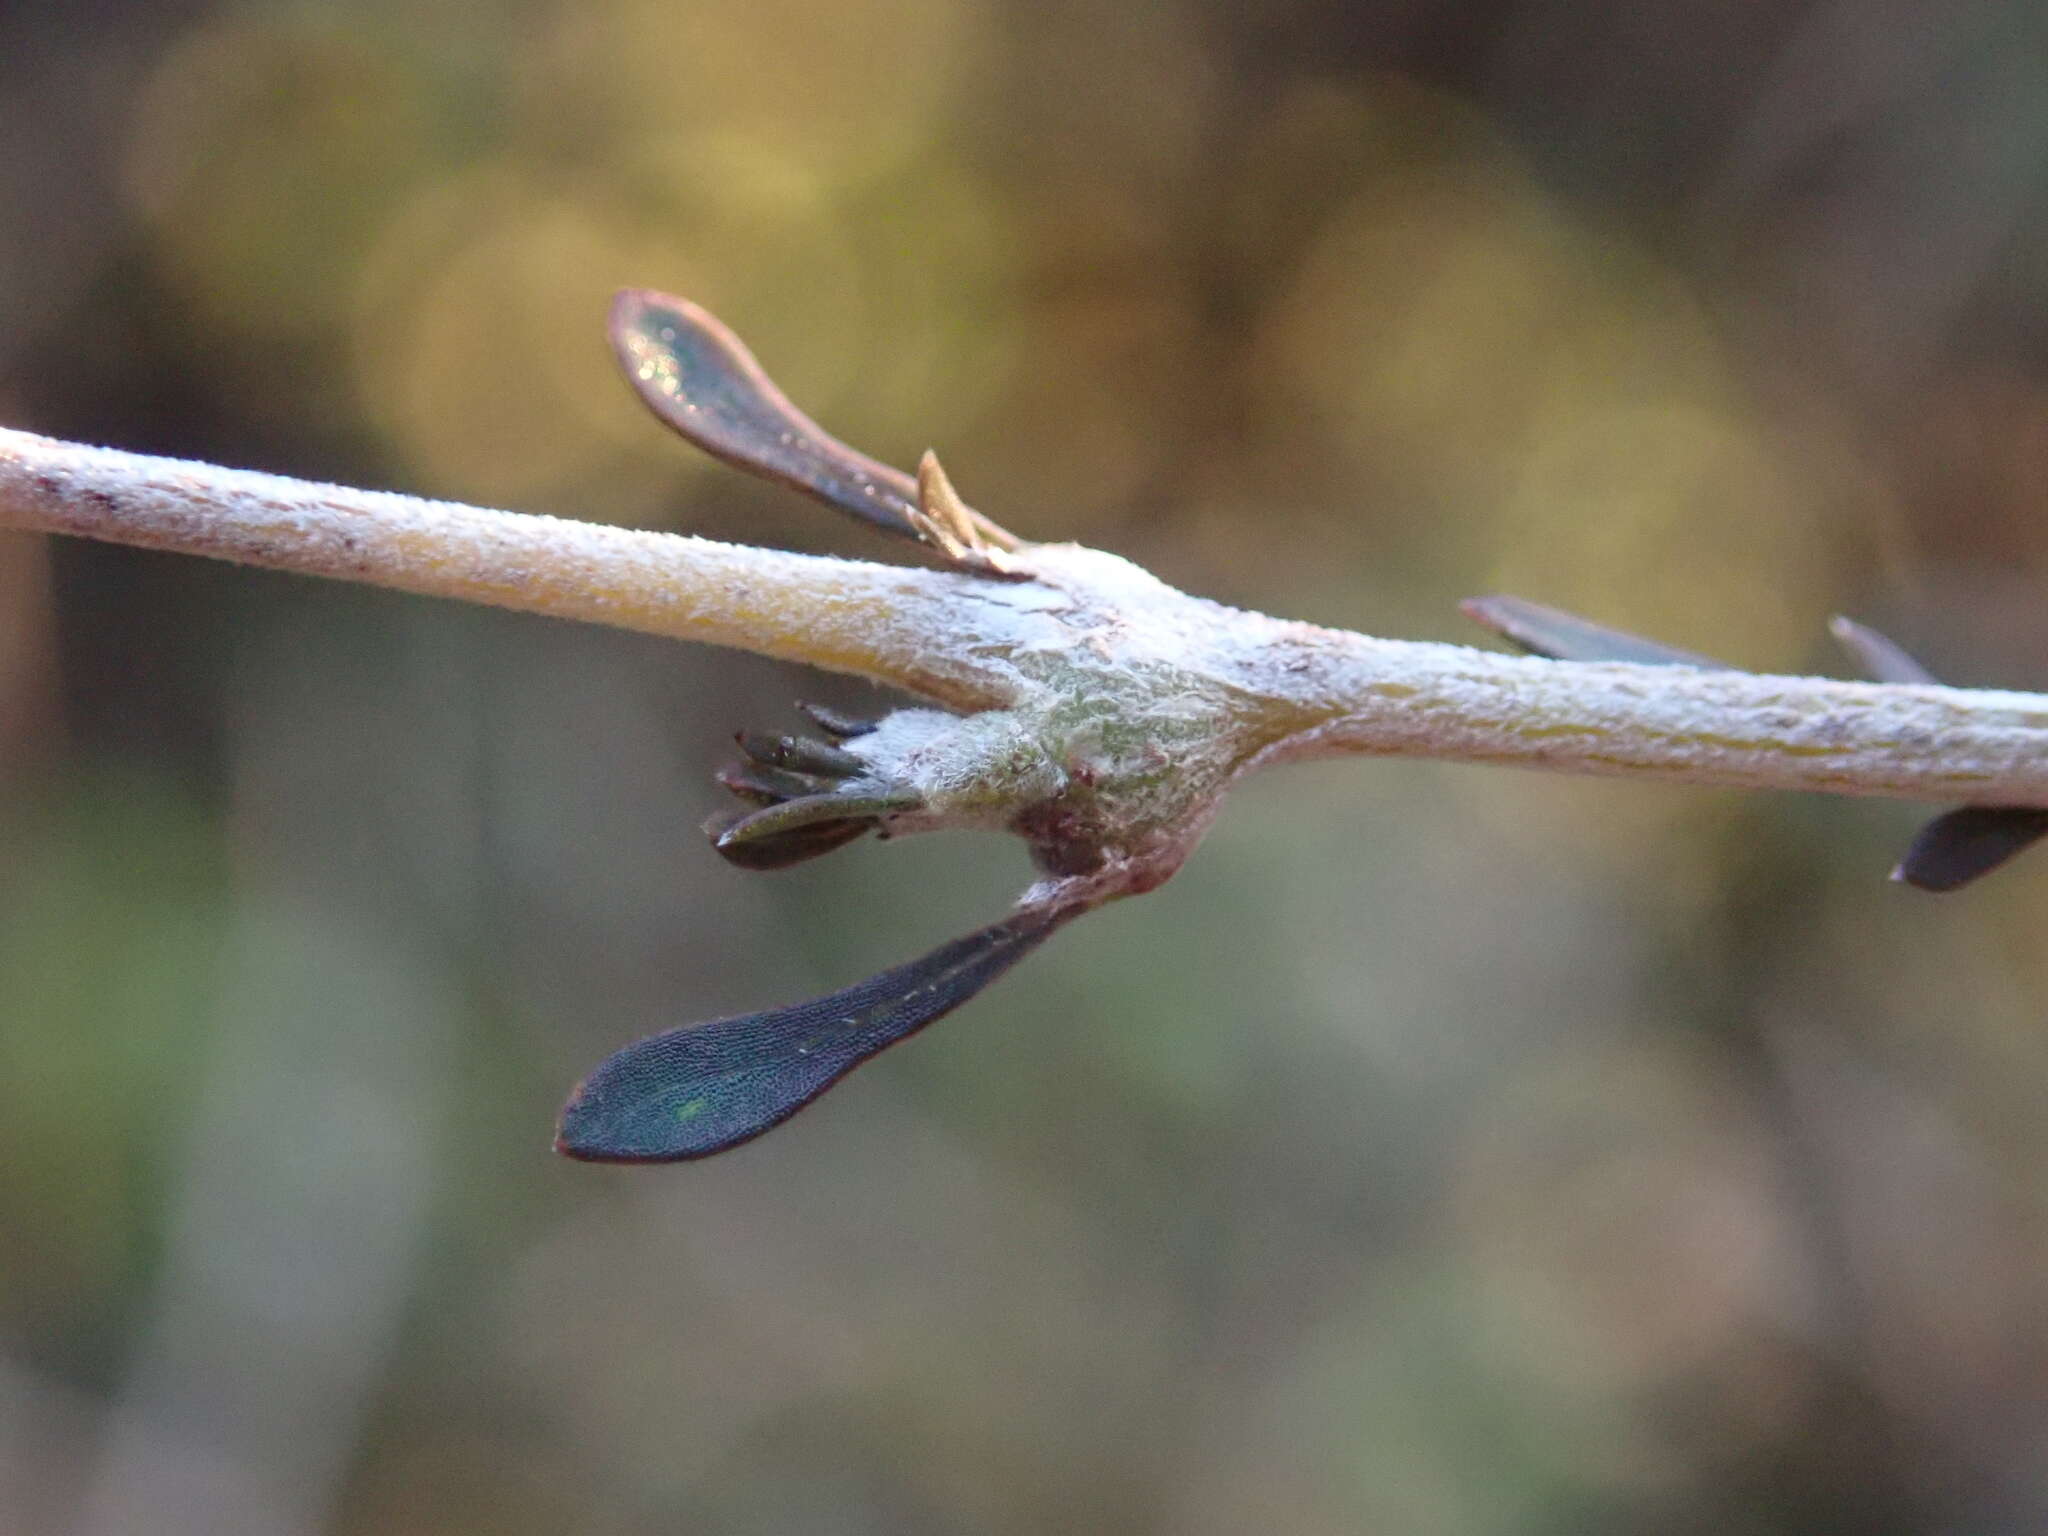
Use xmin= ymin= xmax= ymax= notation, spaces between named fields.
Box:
xmin=1247 ymin=624 xmax=2048 ymax=808
xmin=11 ymin=290 xmax=2047 ymax=1158
xmin=8 ymin=424 xmax=2048 ymax=817
xmin=0 ymin=426 xmax=1022 ymax=713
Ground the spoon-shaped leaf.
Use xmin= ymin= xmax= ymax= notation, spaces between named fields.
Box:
xmin=557 ymin=906 xmax=1074 ymax=1161
xmin=609 ymin=289 xmax=929 ymax=541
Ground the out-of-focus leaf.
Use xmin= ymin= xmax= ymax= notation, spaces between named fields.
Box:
xmin=1466 ymin=600 xmax=2048 ymax=893
xmin=1829 ymin=615 xmax=1939 ymax=686
xmin=1893 ymin=806 xmax=2048 ymax=893
xmin=1460 ymin=594 xmax=1724 ymax=668
xmin=1824 ymin=619 xmax=2045 ymax=891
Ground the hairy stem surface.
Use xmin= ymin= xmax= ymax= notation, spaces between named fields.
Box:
xmin=1250 ymin=622 xmax=2048 ymax=807
xmin=0 ymin=427 xmax=1026 ymax=711
xmin=10 ymin=423 xmax=2048 ymax=813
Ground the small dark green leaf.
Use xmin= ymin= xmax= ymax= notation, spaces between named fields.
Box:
xmin=735 ymin=730 xmax=869 ymax=780
xmin=556 ymin=907 xmax=1072 ymax=1161
xmin=716 ymin=761 xmax=828 ymax=807
xmin=704 ymin=810 xmax=876 ymax=871
xmin=1894 ymin=806 xmax=2048 ymax=893
xmin=716 ymin=791 xmax=917 ymax=848
xmin=796 ymin=701 xmax=878 ymax=740
xmin=609 ymin=289 xmax=926 ymax=541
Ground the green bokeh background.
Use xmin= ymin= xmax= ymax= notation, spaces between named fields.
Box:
xmin=7 ymin=2 xmax=2048 ymax=1531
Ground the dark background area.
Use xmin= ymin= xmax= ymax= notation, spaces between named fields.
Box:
xmin=7 ymin=1 xmax=2048 ymax=1531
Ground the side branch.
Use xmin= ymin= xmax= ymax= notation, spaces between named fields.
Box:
xmin=0 ymin=427 xmax=1017 ymax=711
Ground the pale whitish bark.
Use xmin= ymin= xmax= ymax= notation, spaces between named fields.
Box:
xmin=1246 ymin=623 xmax=2048 ymax=808
xmin=7 ymin=424 xmax=2048 ymax=810
xmin=0 ymin=427 xmax=1030 ymax=713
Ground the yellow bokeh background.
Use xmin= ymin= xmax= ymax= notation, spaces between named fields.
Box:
xmin=8 ymin=1 xmax=2048 ymax=1531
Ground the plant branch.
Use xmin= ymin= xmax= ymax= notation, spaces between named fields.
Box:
xmin=11 ymin=423 xmax=2048 ymax=821
xmin=0 ymin=426 xmax=1027 ymax=712
xmin=12 ymin=278 xmax=2048 ymax=1162
xmin=1246 ymin=622 xmax=2048 ymax=809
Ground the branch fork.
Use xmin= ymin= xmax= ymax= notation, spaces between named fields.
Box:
xmin=4 ymin=291 xmax=2045 ymax=1160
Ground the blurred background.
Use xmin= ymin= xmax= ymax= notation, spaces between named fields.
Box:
xmin=5 ymin=0 xmax=2048 ymax=1531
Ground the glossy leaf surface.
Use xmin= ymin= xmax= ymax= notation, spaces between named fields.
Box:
xmin=557 ymin=908 xmax=1069 ymax=1161
xmin=609 ymin=288 xmax=926 ymax=540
